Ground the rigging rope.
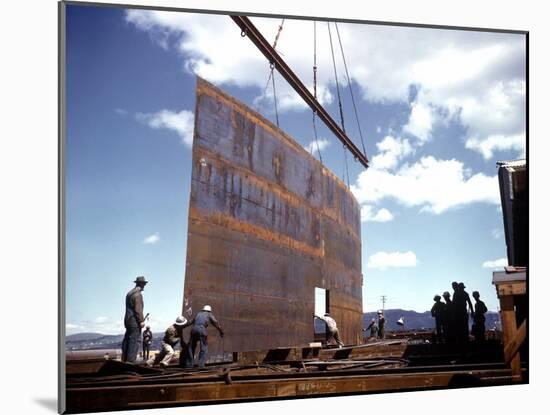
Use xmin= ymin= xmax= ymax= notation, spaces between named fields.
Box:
xmin=256 ymin=19 xmax=285 ymax=127
xmin=328 ymin=22 xmax=350 ymax=187
xmin=271 ymin=64 xmax=280 ymax=127
xmin=312 ymin=21 xmax=323 ymax=164
xmin=327 ymin=22 xmax=346 ymax=134
xmin=270 ymin=19 xmax=285 ymax=128
xmin=335 ymin=22 xmax=367 ymax=157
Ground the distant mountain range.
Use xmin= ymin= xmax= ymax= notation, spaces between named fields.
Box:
xmin=66 ymin=309 xmax=501 ymax=349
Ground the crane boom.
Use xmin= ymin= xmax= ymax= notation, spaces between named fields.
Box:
xmin=230 ymin=15 xmax=369 ymax=169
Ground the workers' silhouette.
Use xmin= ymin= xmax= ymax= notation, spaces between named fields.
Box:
xmin=377 ymin=311 xmax=386 ymax=339
xmin=364 ymin=318 xmax=378 ymax=339
xmin=442 ymin=291 xmax=454 ymax=344
xmin=452 ymin=282 xmax=473 ymax=345
xmin=471 ymin=291 xmax=488 ymax=343
xmin=431 ymin=295 xmax=446 ymax=343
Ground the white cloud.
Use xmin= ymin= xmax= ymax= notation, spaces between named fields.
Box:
xmin=465 ymin=133 xmax=525 ymax=160
xmin=304 ymin=138 xmax=331 ymax=155
xmin=136 ymin=109 xmax=194 ymax=147
xmin=360 ymin=205 xmax=394 ymax=222
xmin=125 ymin=12 xmax=525 ymax=160
xmin=351 ymin=156 xmax=499 ymax=214
xmin=114 ymin=108 xmax=128 ymax=116
xmin=371 ymin=135 xmax=414 ymax=170
xmin=95 ymin=316 xmax=109 ymax=323
xmin=367 ymin=251 xmax=417 ymax=270
xmin=403 ymin=100 xmax=436 ymax=143
xmin=482 ymin=258 xmax=508 ymax=268
xmin=143 ymin=232 xmax=160 ymax=244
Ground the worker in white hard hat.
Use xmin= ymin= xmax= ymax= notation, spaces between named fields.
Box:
xmin=147 ymin=316 xmax=191 ymax=368
xmin=314 ymin=312 xmax=344 ymax=348
xmin=185 ymin=305 xmax=224 ymax=368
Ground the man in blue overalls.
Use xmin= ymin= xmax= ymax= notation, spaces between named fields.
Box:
xmin=186 ymin=305 xmax=224 ymax=368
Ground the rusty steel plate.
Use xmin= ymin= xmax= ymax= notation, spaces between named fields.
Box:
xmin=183 ymin=77 xmax=363 ymax=354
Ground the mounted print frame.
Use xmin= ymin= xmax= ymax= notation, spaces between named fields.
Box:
xmin=59 ymin=1 xmax=528 ymax=413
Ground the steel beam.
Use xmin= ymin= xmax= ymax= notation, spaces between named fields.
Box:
xmin=230 ymin=15 xmax=369 ymax=169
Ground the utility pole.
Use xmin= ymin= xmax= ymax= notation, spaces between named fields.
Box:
xmin=380 ymin=295 xmax=387 ymax=312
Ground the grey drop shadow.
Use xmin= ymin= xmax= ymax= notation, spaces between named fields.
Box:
xmin=34 ymin=398 xmax=57 ymax=413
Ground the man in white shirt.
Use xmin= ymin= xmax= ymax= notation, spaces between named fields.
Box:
xmin=315 ymin=313 xmax=344 ymax=348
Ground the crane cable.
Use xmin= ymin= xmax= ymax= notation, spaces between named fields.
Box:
xmin=327 ymin=22 xmax=350 ymax=187
xmin=256 ymin=19 xmax=285 ymax=127
xmin=312 ymin=21 xmax=323 ymax=164
xmin=335 ymin=22 xmax=367 ymax=158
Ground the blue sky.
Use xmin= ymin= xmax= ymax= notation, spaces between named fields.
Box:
xmin=65 ymin=5 xmax=526 ymax=335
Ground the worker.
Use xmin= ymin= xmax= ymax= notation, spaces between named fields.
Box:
xmin=142 ymin=326 xmax=153 ymax=360
xmin=147 ymin=316 xmax=191 ymax=367
xmin=471 ymin=291 xmax=488 ymax=342
xmin=121 ymin=276 xmax=148 ymax=363
xmin=377 ymin=310 xmax=386 ymax=339
xmin=452 ymin=282 xmax=474 ymax=344
xmin=315 ymin=313 xmax=344 ymax=348
xmin=442 ymin=291 xmax=454 ymax=344
xmin=364 ymin=318 xmax=378 ymax=339
xmin=431 ymin=295 xmax=446 ymax=343
xmin=186 ymin=305 xmax=224 ymax=368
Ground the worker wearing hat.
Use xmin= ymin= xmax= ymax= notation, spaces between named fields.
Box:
xmin=431 ymin=294 xmax=446 ymax=343
xmin=122 ymin=276 xmax=148 ymax=363
xmin=314 ymin=312 xmax=344 ymax=348
xmin=471 ymin=291 xmax=488 ymax=343
xmin=442 ymin=291 xmax=454 ymax=343
xmin=452 ymin=282 xmax=474 ymax=345
xmin=185 ymin=305 xmax=224 ymax=368
xmin=147 ymin=316 xmax=191 ymax=368
xmin=377 ymin=310 xmax=386 ymax=339
xmin=142 ymin=325 xmax=153 ymax=361
xmin=363 ymin=318 xmax=378 ymax=339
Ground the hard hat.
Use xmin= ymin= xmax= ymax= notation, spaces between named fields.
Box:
xmin=443 ymin=291 xmax=450 ymax=297
xmin=202 ymin=305 xmax=212 ymax=312
xmin=174 ymin=316 xmax=188 ymax=326
xmin=146 ymin=325 xmax=150 ymax=329
xmin=396 ymin=317 xmax=405 ymax=326
xmin=377 ymin=310 xmax=383 ymax=314
xmin=433 ymin=294 xmax=441 ymax=301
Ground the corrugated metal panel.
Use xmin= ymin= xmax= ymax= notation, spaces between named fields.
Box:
xmin=183 ymin=77 xmax=363 ymax=353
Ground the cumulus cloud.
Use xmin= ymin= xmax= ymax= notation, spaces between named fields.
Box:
xmin=403 ymin=101 xmax=436 ymax=144
xmin=371 ymin=135 xmax=414 ymax=170
xmin=143 ymin=232 xmax=160 ymax=244
xmin=136 ymin=109 xmax=194 ymax=147
xmin=465 ymin=133 xmax=525 ymax=160
xmin=304 ymin=138 xmax=331 ymax=155
xmin=367 ymin=251 xmax=417 ymax=270
xmin=125 ymin=11 xmax=525 ymax=160
xmin=482 ymin=258 xmax=508 ymax=269
xmin=361 ymin=205 xmax=394 ymax=223
xmin=351 ymin=156 xmax=499 ymax=214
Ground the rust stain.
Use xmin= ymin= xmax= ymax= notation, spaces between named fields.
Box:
xmin=195 ymin=146 xmax=361 ymax=242
xmin=185 ymin=77 xmax=363 ymax=352
xmin=190 ymin=206 xmax=323 ymax=258
xmin=197 ymin=78 xmax=352 ymax=195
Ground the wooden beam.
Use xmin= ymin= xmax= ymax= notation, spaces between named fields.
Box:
xmin=504 ymin=319 xmax=526 ymax=364
xmin=499 ymin=296 xmax=522 ymax=380
xmin=496 ymin=282 xmax=526 ymax=297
